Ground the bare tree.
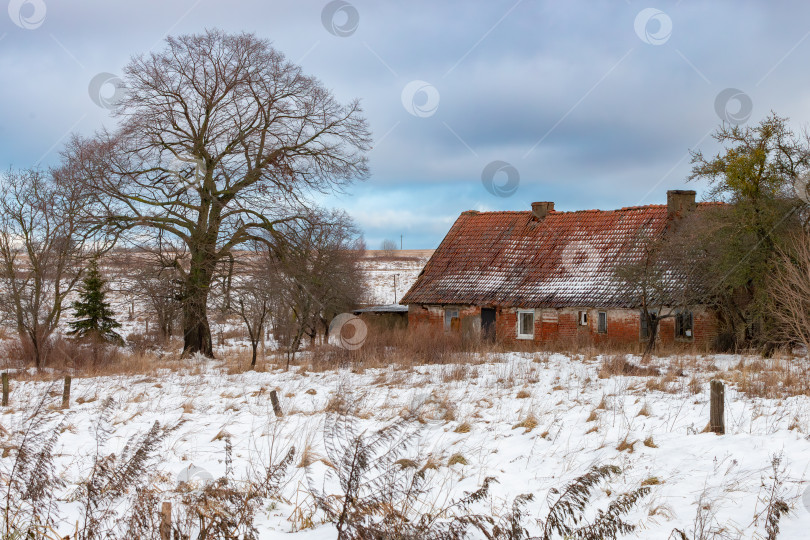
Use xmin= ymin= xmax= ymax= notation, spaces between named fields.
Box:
xmin=688 ymin=114 xmax=809 ymax=349
xmin=613 ymin=214 xmax=708 ymax=358
xmin=231 ymin=252 xmax=273 ymax=369
xmin=67 ymin=29 xmax=371 ymax=357
xmin=268 ymin=209 xmax=365 ymax=368
xmin=769 ymin=228 xmax=810 ymax=351
xmin=120 ymin=253 xmax=184 ymax=343
xmin=0 ymin=168 xmax=106 ymax=368
xmin=380 ymin=238 xmax=397 ymax=257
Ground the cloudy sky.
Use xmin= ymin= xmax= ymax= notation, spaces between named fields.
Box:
xmin=1 ymin=0 xmax=809 ymax=248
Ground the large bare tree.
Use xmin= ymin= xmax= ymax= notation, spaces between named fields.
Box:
xmin=67 ymin=30 xmax=371 ymax=356
xmin=0 ymin=167 xmax=106 ymax=368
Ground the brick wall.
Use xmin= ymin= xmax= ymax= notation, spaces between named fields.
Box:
xmin=408 ymin=304 xmax=718 ymax=350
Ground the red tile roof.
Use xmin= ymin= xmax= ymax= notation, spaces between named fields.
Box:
xmin=401 ymin=203 xmax=718 ymax=308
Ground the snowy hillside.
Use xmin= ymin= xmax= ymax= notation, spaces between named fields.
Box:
xmin=359 ymin=250 xmax=432 ymax=305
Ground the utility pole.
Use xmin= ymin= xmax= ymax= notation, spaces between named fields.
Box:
xmin=393 ymin=274 xmax=398 ymax=304
xmin=400 ymin=234 xmax=403 ymax=250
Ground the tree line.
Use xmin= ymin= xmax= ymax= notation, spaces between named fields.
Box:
xmin=0 ymin=29 xmax=370 ymax=368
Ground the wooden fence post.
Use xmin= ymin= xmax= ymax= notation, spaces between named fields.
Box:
xmin=710 ymin=380 xmax=725 ymax=434
xmin=270 ymin=389 xmax=283 ymax=418
xmin=160 ymin=501 xmax=172 ymax=540
xmin=62 ymin=376 xmax=71 ymax=409
xmin=1 ymin=372 xmax=8 ymax=407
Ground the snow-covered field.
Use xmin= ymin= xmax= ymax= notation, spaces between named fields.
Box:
xmin=359 ymin=250 xmax=432 ymax=305
xmin=3 ymin=352 xmax=810 ymax=538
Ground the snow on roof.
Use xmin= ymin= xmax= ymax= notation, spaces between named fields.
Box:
xmin=401 ymin=203 xmax=719 ymax=308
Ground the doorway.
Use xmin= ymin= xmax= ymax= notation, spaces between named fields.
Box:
xmin=481 ymin=308 xmax=496 ymax=342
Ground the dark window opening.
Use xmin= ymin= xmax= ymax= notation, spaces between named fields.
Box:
xmin=675 ymin=310 xmax=693 ymax=339
xmin=640 ymin=310 xmax=658 ymax=341
xmin=444 ymin=308 xmax=459 ymax=332
xmin=597 ymin=311 xmax=607 ymax=334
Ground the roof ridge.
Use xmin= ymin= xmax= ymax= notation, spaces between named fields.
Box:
xmin=461 ymin=201 xmax=726 ymax=216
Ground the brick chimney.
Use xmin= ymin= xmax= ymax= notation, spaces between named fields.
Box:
xmin=531 ymin=201 xmax=554 ymax=220
xmin=667 ymin=190 xmax=696 ymax=218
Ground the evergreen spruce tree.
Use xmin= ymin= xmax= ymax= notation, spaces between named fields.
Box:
xmin=69 ymin=259 xmax=123 ymax=344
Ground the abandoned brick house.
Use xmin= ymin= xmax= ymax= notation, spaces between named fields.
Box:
xmin=400 ymin=190 xmax=718 ymax=349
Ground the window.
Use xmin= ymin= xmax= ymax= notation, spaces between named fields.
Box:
xmin=640 ymin=310 xmax=658 ymax=341
xmin=444 ymin=308 xmax=459 ymax=332
xmin=517 ymin=310 xmax=534 ymax=339
xmin=675 ymin=310 xmax=693 ymax=339
xmin=597 ymin=311 xmax=607 ymax=334
xmin=578 ymin=311 xmax=588 ymax=326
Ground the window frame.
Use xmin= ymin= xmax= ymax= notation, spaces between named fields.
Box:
xmin=516 ymin=309 xmax=535 ymax=340
xmin=597 ymin=311 xmax=607 ymax=334
xmin=675 ymin=310 xmax=694 ymax=340
xmin=639 ymin=309 xmax=658 ymax=341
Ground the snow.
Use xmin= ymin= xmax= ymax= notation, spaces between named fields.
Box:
xmin=359 ymin=253 xmax=430 ymax=305
xmin=3 ymin=352 xmax=810 ymax=538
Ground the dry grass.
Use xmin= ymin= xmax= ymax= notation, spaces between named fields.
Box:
xmin=719 ymin=356 xmax=810 ymax=398
xmin=420 ymin=456 xmax=440 ymax=472
xmin=297 ymin=432 xmax=322 ymax=468
xmin=442 ymin=364 xmax=469 ymax=383
xmin=447 ymin=453 xmax=467 ymax=466
xmin=0 ymin=341 xmax=181 ymax=381
xmin=643 ymin=435 xmax=658 ymax=448
xmin=453 ymin=421 xmax=472 ymax=433
xmin=512 ymin=413 xmax=539 ymax=433
xmin=515 ymin=388 xmax=531 ymax=399
xmin=636 ymin=402 xmax=651 ymax=417
xmin=598 ymin=355 xmax=661 ymax=378
xmin=616 ymin=436 xmax=637 ymax=453
xmin=323 ymin=393 xmax=349 ymax=414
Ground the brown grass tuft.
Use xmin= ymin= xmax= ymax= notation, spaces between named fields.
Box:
xmin=447 ymin=453 xmax=467 ymax=466
xmin=636 ymin=402 xmax=651 ymax=417
xmin=616 ymin=436 xmax=637 ymax=453
xmin=599 ymin=355 xmax=661 ymax=378
xmin=513 ymin=414 xmax=539 ymax=433
xmin=641 ymin=476 xmax=661 ymax=486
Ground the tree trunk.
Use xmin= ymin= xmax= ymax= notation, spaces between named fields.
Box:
xmin=182 ymin=254 xmax=215 ymax=357
xmin=250 ymin=341 xmax=258 ymax=369
xmin=643 ymin=317 xmax=659 ymax=359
